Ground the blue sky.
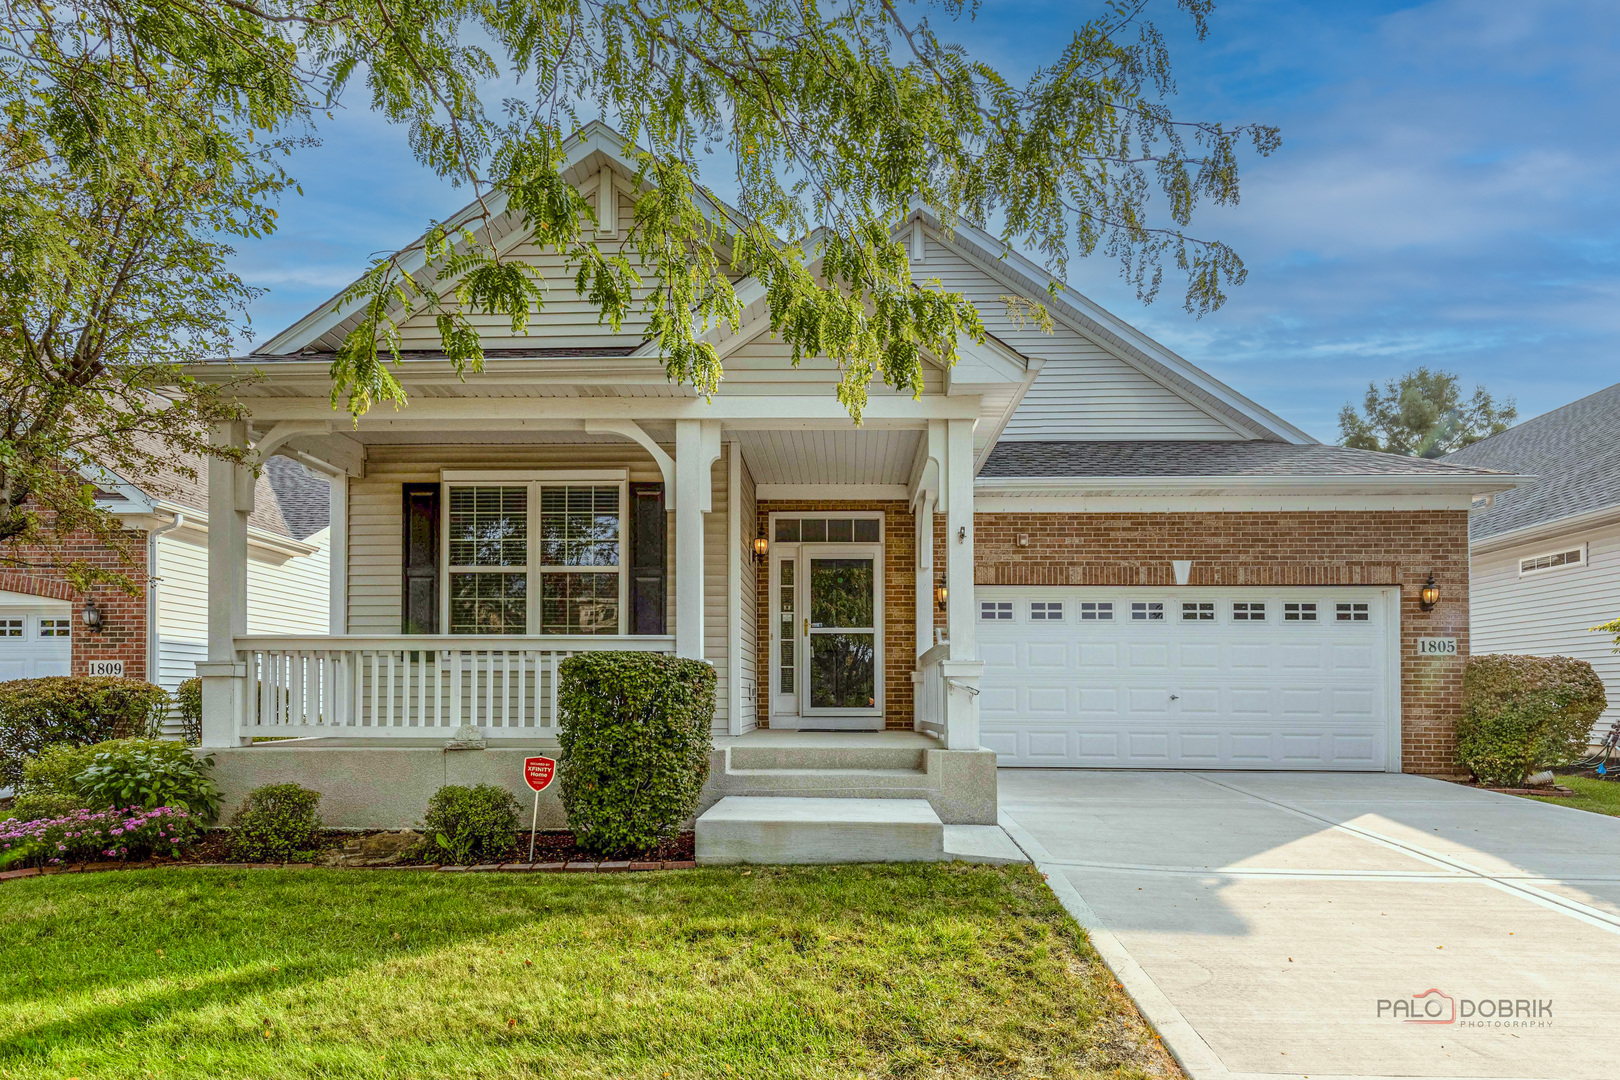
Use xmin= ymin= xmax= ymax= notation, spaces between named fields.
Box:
xmin=228 ymin=0 xmax=1620 ymax=441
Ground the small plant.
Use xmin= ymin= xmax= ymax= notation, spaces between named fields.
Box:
xmin=0 ymin=805 xmax=201 ymax=869
xmin=73 ymin=739 xmax=221 ymax=824
xmin=0 ymin=676 xmax=169 ymax=789
xmin=228 ymin=783 xmax=325 ymax=862
xmin=16 ymin=742 xmax=104 ymax=801
xmin=6 ymin=791 xmax=83 ymax=823
xmin=558 ymin=651 xmax=715 ymax=858
xmin=175 ymin=677 xmax=203 ymax=746
xmin=420 ymin=784 xmax=520 ymax=865
xmin=1458 ymin=654 xmax=1608 ymax=786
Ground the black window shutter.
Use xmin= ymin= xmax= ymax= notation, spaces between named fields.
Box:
xmin=402 ymin=484 xmax=440 ymax=634
xmin=629 ymin=482 xmax=666 ymax=635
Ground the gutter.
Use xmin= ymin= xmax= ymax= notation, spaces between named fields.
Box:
xmin=146 ymin=511 xmax=185 ymax=688
xmin=150 ymin=501 xmax=319 ymax=558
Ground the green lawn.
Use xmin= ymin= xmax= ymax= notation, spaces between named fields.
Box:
xmin=1519 ymin=775 xmax=1620 ymax=817
xmin=0 ymin=865 xmax=1177 ymax=1080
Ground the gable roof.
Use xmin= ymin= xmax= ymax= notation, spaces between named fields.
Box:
xmin=1443 ymin=381 xmax=1620 ymax=541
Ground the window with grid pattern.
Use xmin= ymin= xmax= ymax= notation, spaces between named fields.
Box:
xmin=980 ymin=601 xmax=1013 ymax=621
xmin=1181 ymin=602 xmax=1214 ymax=621
xmin=0 ymin=619 xmax=20 ymax=637
xmin=1030 ymin=601 xmax=1064 ymax=621
xmin=1335 ymin=602 xmax=1369 ymax=622
xmin=1283 ymin=602 xmax=1317 ymax=623
xmin=448 ymin=486 xmax=528 ymax=634
xmin=1232 ymin=602 xmax=1266 ymax=621
xmin=1079 ymin=602 xmax=1113 ymax=621
xmin=1131 ymin=602 xmax=1164 ymax=621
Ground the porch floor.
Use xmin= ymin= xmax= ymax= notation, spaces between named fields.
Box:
xmin=242 ymin=729 xmax=940 ymax=750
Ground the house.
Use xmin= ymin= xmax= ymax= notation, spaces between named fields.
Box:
xmin=0 ymin=453 xmax=333 ymax=728
xmin=1444 ymin=382 xmax=1620 ymax=740
xmin=183 ymin=124 xmax=1524 ymax=860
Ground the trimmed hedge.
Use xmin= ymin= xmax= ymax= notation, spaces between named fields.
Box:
xmin=557 ymin=651 xmax=715 ymax=858
xmin=175 ymin=677 xmax=203 ymax=746
xmin=0 ymin=677 xmax=168 ymax=789
xmin=1458 ymin=654 xmax=1607 ymax=786
xmin=228 ymin=783 xmax=325 ymax=861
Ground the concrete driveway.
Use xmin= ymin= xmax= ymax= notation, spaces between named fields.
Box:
xmin=998 ymin=771 xmax=1620 ymax=1080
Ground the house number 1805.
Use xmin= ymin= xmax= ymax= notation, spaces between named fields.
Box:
xmin=1415 ymin=637 xmax=1458 ymax=656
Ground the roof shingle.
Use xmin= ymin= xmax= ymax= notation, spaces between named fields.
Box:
xmin=1443 ymin=382 xmax=1620 ymax=539
xmin=980 ymin=440 xmax=1510 ymax=479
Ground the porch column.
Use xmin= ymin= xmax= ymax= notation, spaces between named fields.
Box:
xmin=198 ymin=421 xmax=250 ymax=747
xmin=914 ymin=492 xmax=934 ymax=656
xmin=673 ymin=419 xmax=721 ymax=660
xmin=943 ymin=418 xmax=976 ymax=661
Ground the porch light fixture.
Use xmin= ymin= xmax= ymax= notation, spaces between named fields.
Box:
xmin=935 ymin=578 xmax=948 ymax=610
xmin=753 ymin=534 xmax=769 ymax=560
xmin=81 ymin=598 xmax=102 ymax=632
xmin=1419 ymin=574 xmax=1439 ymax=612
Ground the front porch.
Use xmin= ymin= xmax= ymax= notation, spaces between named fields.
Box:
xmin=191 ymin=394 xmax=1005 ymax=830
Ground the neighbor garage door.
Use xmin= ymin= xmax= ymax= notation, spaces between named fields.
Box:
xmin=0 ymin=592 xmax=72 ymax=681
xmin=976 ymin=587 xmax=1398 ymax=771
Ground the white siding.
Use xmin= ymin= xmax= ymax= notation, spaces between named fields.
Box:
xmin=913 ymin=232 xmax=1243 ymax=441
xmin=1471 ymin=520 xmax=1620 ymax=739
xmin=706 ymin=452 xmax=729 ymax=732
xmin=153 ymin=527 xmax=330 ymax=735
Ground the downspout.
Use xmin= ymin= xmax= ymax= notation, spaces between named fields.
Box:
xmin=146 ymin=511 xmax=185 ymax=689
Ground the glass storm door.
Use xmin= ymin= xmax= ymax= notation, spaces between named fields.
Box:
xmin=804 ymin=551 xmax=880 ymax=716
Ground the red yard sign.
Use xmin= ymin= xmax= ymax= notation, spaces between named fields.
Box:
xmin=524 ymin=756 xmax=556 ymax=792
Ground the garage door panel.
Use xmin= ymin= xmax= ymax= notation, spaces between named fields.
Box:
xmin=977 ymin=588 xmax=1393 ymax=771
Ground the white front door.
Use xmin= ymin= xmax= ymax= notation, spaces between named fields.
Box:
xmin=768 ymin=514 xmax=885 ymax=730
xmin=976 ymin=587 xmax=1400 ymax=771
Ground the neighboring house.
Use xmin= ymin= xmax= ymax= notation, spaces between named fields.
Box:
xmin=1444 ymin=382 xmax=1620 ymax=739
xmin=182 ymin=124 xmax=1524 ymax=852
xmin=0 ymin=454 xmax=332 ymax=719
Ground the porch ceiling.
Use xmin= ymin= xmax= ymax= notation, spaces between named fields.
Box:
xmin=736 ymin=428 xmax=923 ymax=485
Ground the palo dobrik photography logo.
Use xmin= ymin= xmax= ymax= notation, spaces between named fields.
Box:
xmin=1377 ymin=990 xmax=1554 ymax=1028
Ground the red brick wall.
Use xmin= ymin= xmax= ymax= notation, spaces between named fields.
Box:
xmin=958 ymin=510 xmax=1471 ymax=775
xmin=756 ymin=502 xmax=916 ymax=730
xmin=0 ymin=531 xmax=150 ymax=680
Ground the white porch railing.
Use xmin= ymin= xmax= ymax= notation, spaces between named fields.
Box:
xmin=911 ymin=642 xmax=984 ymax=751
xmin=233 ymin=635 xmax=675 ymax=739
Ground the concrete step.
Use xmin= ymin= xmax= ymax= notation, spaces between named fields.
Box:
xmin=726 ymin=744 xmax=926 ymax=772
xmin=695 ymin=796 xmax=944 ymax=864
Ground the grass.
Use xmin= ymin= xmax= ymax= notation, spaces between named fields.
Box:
xmin=0 ymin=864 xmax=1177 ymax=1080
xmin=1517 ymin=775 xmax=1620 ymax=817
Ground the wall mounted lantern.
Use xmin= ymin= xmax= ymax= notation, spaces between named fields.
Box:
xmin=935 ymin=578 xmax=948 ymax=610
xmin=753 ymin=535 xmax=769 ymax=560
xmin=81 ymin=598 xmax=103 ymax=632
xmin=1419 ymin=574 xmax=1439 ymax=612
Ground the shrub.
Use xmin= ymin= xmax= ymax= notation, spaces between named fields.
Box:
xmin=228 ymin=783 xmax=325 ymax=862
xmin=6 ymin=791 xmax=83 ymax=823
xmin=0 ymin=676 xmax=168 ymax=789
xmin=73 ymin=739 xmax=221 ymax=824
xmin=175 ymin=678 xmax=203 ymax=746
xmin=420 ymin=784 xmax=520 ymax=864
xmin=0 ymin=805 xmax=201 ymax=869
xmin=1458 ymin=654 xmax=1608 ymax=786
xmin=17 ymin=741 xmax=105 ymax=800
xmin=557 ymin=651 xmax=715 ymax=858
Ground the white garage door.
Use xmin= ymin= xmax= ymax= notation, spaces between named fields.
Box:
xmin=977 ymin=587 xmax=1399 ymax=771
xmin=0 ymin=593 xmax=72 ymax=681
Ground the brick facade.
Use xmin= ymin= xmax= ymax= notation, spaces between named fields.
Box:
xmin=958 ymin=510 xmax=1471 ymax=775
xmin=755 ymin=501 xmax=916 ymax=730
xmin=0 ymin=531 xmax=151 ymax=680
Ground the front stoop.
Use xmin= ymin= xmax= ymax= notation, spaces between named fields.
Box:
xmin=696 ymin=796 xmax=945 ymax=864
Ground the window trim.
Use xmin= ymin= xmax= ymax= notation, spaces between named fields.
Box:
xmin=440 ymin=472 xmax=630 ymax=635
xmin=1518 ymin=543 xmax=1587 ymax=577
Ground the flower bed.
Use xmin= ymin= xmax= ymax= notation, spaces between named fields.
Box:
xmin=0 ymin=806 xmax=200 ymax=869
